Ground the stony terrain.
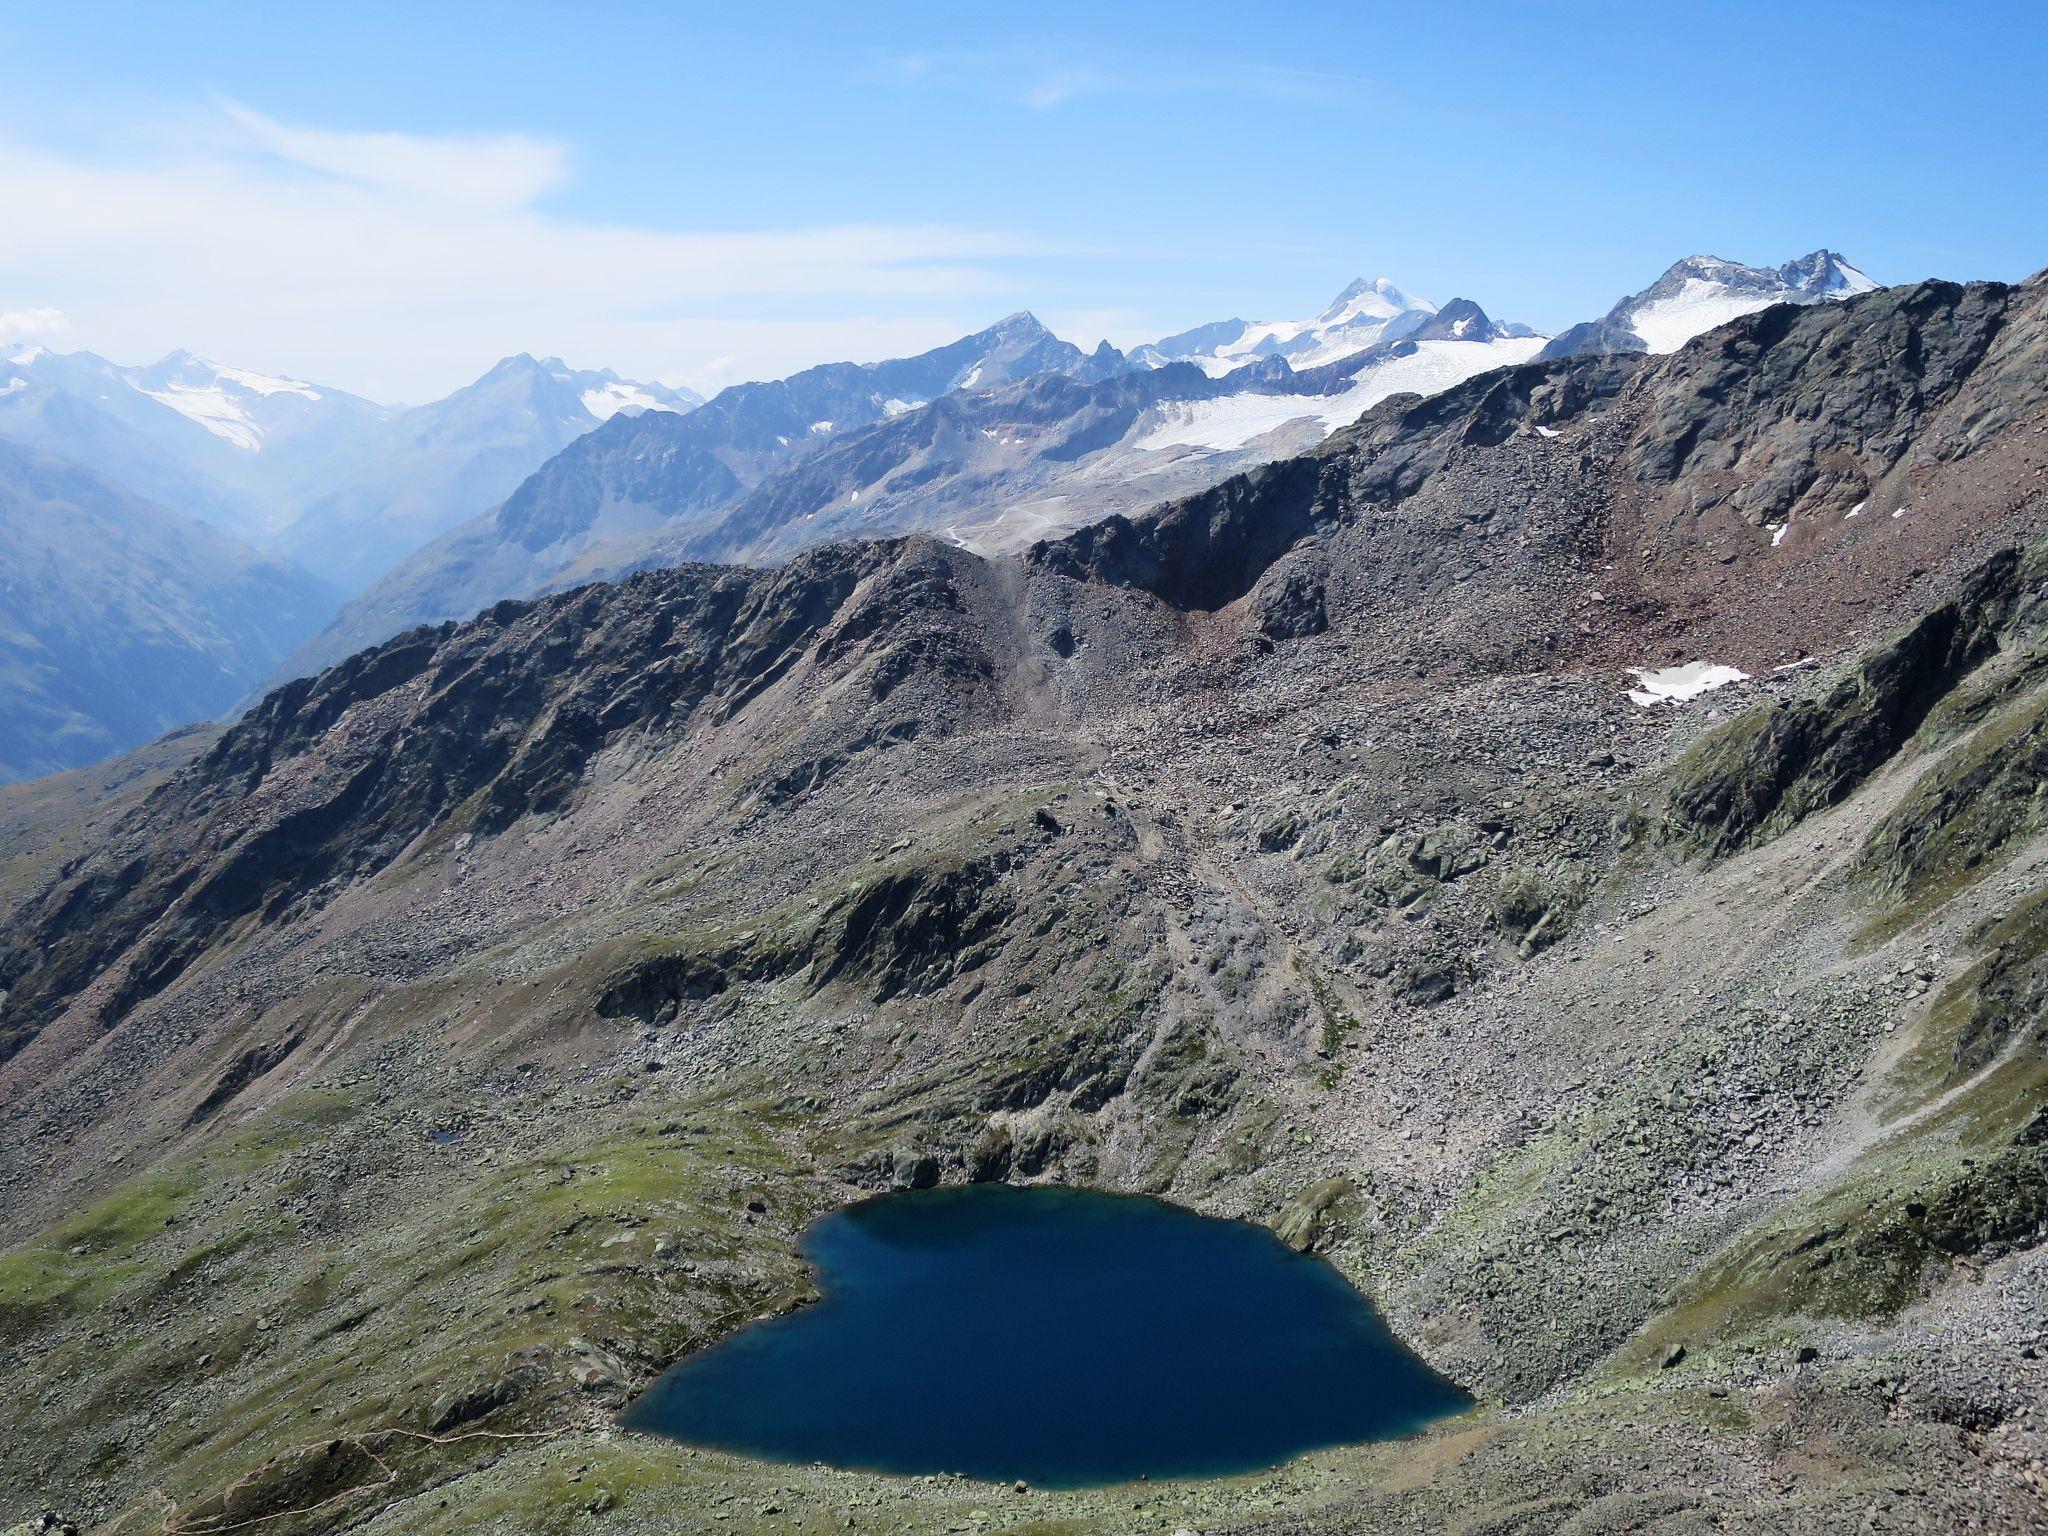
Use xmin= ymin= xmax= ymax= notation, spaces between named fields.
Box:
xmin=3 ymin=271 xmax=2048 ymax=1535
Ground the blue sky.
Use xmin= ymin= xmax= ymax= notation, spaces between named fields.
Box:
xmin=1 ymin=0 xmax=2041 ymax=399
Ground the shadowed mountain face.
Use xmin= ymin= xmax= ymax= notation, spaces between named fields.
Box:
xmin=0 ymin=440 xmax=336 ymax=784
xmin=3 ymin=271 xmax=2048 ymax=1533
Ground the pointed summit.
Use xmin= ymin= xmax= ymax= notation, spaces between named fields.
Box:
xmin=987 ymin=310 xmax=1052 ymax=335
xmin=1777 ymin=250 xmax=1877 ymax=296
xmin=1137 ymin=272 xmax=1441 ymax=375
xmin=1316 ymin=276 xmax=1430 ymax=328
xmin=1542 ymin=248 xmax=1882 ymax=361
xmin=1411 ymin=298 xmax=1502 ymax=344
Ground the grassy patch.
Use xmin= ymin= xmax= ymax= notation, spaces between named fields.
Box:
xmin=0 ymin=1170 xmax=195 ymax=1316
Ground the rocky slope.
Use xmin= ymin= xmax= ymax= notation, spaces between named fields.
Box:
xmin=0 ymin=441 xmax=335 ymax=783
xmin=2 ymin=270 xmax=2047 ymax=1535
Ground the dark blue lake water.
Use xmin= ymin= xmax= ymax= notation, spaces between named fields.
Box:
xmin=623 ymin=1183 xmax=1467 ymax=1487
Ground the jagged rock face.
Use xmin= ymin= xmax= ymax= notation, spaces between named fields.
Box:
xmin=1662 ymin=544 xmax=2047 ymax=857
xmin=1624 ymin=278 xmax=2046 ymax=529
xmin=4 ymin=272 xmax=2048 ymax=1534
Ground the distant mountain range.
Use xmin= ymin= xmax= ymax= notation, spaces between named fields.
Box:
xmin=0 ymin=343 xmax=700 ymax=590
xmin=1 ymin=248 xmax=1885 ymax=779
xmin=295 ymin=249 xmax=1875 ymax=677
xmin=0 ymin=438 xmax=335 ymax=781
xmin=281 ymin=312 xmax=1130 ymax=672
xmin=1130 ymin=275 xmax=1538 ymax=374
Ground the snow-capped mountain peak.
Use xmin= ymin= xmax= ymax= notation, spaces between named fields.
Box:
xmin=1134 ymin=294 xmax=1551 ymax=457
xmin=467 ymin=354 xmax=701 ymax=422
xmin=122 ymin=352 xmax=338 ymax=451
xmin=571 ymin=368 xmax=700 ymax=421
xmin=1137 ymin=273 xmax=1443 ymax=376
xmin=1777 ymin=249 xmax=1878 ymax=297
xmin=1316 ymin=275 xmax=1430 ymax=328
xmin=1541 ymin=249 xmax=1881 ymax=360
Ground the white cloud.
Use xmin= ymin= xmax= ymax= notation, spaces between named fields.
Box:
xmin=220 ymin=100 xmax=570 ymax=209
xmin=0 ymin=104 xmax=1046 ymax=399
xmin=0 ymin=304 xmax=69 ymax=342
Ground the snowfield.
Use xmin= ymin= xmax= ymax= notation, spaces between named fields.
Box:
xmin=1136 ymin=336 xmax=1547 ymax=454
xmin=1624 ymin=279 xmax=1786 ymax=354
xmin=1626 ymin=662 xmax=1750 ymax=707
xmin=1136 ymin=276 xmax=1447 ymax=376
xmin=139 ymin=363 xmax=326 ymax=451
xmin=580 ymin=381 xmax=682 ymax=420
xmin=1623 ymin=256 xmax=1878 ymax=354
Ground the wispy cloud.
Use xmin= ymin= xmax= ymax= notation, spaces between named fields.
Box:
xmin=872 ymin=47 xmax=1373 ymax=110
xmin=220 ymin=99 xmax=571 ymax=209
xmin=1021 ymin=68 xmax=1111 ymax=110
xmin=0 ymin=103 xmax=1046 ymax=397
xmin=0 ymin=304 xmax=69 ymax=342
xmin=1249 ymin=65 xmax=1377 ymax=91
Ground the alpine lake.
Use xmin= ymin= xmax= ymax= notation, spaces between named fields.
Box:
xmin=624 ymin=1183 xmax=1468 ymax=1488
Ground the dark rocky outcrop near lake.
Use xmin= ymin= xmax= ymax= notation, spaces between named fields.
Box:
xmin=1662 ymin=542 xmax=2048 ymax=857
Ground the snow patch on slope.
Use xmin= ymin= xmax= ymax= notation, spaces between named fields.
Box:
xmin=1626 ymin=279 xmax=1786 ymax=354
xmin=1626 ymin=662 xmax=1750 ymax=707
xmin=1136 ymin=337 xmax=1546 ymax=454
xmin=580 ymin=381 xmax=682 ymax=421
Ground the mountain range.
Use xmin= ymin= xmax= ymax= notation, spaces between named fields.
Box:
xmin=2 ymin=264 xmax=2044 ymax=1533
xmin=0 ymin=343 xmax=701 ymax=590
xmin=0 ymin=249 xmax=1887 ymax=782
xmin=290 ymin=249 xmax=1879 ymax=677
